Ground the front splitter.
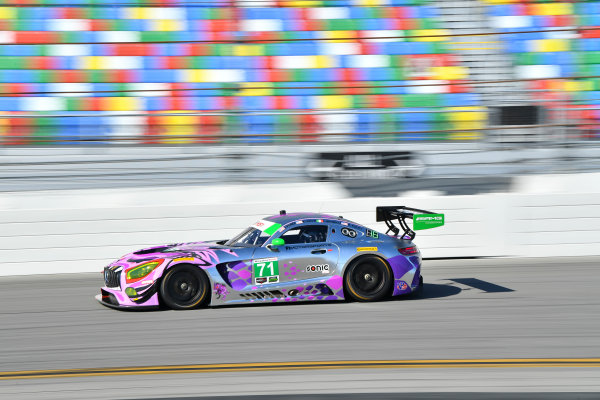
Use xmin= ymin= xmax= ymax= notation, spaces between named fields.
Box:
xmin=95 ymin=294 xmax=159 ymax=311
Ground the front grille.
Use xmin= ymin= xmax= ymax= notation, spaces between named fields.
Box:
xmin=101 ymin=289 xmax=119 ymax=306
xmin=104 ymin=267 xmax=121 ymax=289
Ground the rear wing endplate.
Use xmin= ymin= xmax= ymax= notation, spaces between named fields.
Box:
xmin=376 ymin=206 xmax=444 ymax=240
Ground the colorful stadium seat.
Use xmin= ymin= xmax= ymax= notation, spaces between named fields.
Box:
xmin=0 ymin=0 xmax=486 ymax=144
xmin=484 ymin=0 xmax=599 ymax=138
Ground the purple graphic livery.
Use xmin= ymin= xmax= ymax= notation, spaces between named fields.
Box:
xmin=96 ymin=206 xmax=443 ymax=310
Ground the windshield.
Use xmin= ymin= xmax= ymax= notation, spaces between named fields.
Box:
xmin=225 ymin=227 xmax=271 ymax=247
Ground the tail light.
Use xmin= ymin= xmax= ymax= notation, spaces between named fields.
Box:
xmin=398 ymin=246 xmax=418 ymax=255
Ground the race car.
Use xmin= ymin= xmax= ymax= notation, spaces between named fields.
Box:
xmin=96 ymin=206 xmax=444 ymax=310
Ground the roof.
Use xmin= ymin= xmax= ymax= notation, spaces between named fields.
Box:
xmin=264 ymin=212 xmax=343 ymax=226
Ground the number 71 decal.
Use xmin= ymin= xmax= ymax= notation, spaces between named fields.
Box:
xmin=253 ymin=257 xmax=279 ymax=285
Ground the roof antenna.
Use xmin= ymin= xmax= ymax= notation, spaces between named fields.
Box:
xmin=280 ymin=210 xmax=286 ymax=215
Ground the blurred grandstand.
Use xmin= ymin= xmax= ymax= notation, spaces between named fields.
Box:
xmin=1 ymin=0 xmax=599 ymax=192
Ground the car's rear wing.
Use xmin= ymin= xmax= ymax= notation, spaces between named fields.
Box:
xmin=376 ymin=206 xmax=444 ymax=240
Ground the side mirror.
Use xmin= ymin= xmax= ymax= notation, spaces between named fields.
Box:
xmin=271 ymin=238 xmax=285 ymax=247
xmin=267 ymin=238 xmax=285 ymax=252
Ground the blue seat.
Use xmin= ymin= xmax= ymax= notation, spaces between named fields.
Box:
xmin=381 ymin=42 xmax=406 ymax=55
xmin=292 ymin=43 xmax=319 ymax=56
xmin=298 ymin=95 xmax=313 ymax=110
xmin=92 ymin=83 xmax=113 ymax=98
xmin=361 ymin=68 xmax=388 ymax=81
xmin=421 ymin=6 xmax=439 ymax=18
xmin=142 ymin=56 xmax=160 ymax=69
xmin=382 ymin=81 xmax=406 ymax=95
xmin=95 ymin=7 xmax=120 ymax=19
xmin=8 ymin=45 xmax=38 ymax=57
xmin=153 ymin=43 xmax=179 ymax=57
xmin=362 ymin=19 xmax=382 ymax=30
xmin=244 ymin=70 xmax=264 ymax=82
xmin=404 ymin=121 xmax=432 ymax=133
xmin=139 ymin=70 xmax=177 ymax=83
xmin=560 ymin=64 xmax=576 ymax=77
xmin=412 ymin=42 xmax=431 ymax=55
xmin=72 ymin=31 xmax=94 ymax=43
xmin=349 ymin=7 xmax=369 ymax=19
xmin=2 ymin=70 xmax=34 ymax=83
xmin=185 ymin=97 xmax=203 ymax=110
xmin=403 ymin=108 xmax=430 ymax=123
xmin=145 ymin=97 xmax=166 ymax=111
xmin=442 ymin=93 xmax=480 ymax=107
xmin=0 ymin=97 xmax=17 ymax=111
xmin=389 ymin=0 xmax=411 ymax=6
xmin=243 ymin=8 xmax=275 ymax=19
xmin=186 ymin=7 xmax=209 ymax=20
xmin=356 ymin=113 xmax=374 ymax=133
xmin=505 ymin=40 xmax=527 ymax=53
xmin=90 ymin=44 xmax=107 ymax=56
xmin=581 ymin=39 xmax=600 ymax=52
xmin=241 ymin=96 xmax=269 ymax=110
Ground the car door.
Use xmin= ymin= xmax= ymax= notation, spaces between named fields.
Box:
xmin=251 ymin=223 xmax=340 ymax=287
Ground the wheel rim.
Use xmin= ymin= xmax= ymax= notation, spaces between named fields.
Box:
xmin=167 ymin=270 xmax=203 ymax=305
xmin=351 ymin=261 xmax=386 ymax=297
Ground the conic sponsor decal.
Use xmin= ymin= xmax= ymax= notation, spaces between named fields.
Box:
xmin=305 ymin=264 xmax=330 ymax=273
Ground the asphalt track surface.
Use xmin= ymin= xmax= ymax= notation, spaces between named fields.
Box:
xmin=1 ymin=257 xmax=599 ymax=399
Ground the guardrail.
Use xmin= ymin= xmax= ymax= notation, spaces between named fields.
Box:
xmin=2 ymin=144 xmax=600 ymax=193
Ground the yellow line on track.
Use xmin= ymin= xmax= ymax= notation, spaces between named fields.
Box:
xmin=1 ymin=359 xmax=600 ymax=381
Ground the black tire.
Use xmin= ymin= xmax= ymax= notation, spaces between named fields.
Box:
xmin=159 ymin=264 xmax=210 ymax=310
xmin=344 ymin=255 xmax=393 ymax=302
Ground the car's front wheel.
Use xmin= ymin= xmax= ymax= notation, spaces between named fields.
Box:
xmin=159 ymin=264 xmax=209 ymax=310
xmin=344 ymin=255 xmax=393 ymax=302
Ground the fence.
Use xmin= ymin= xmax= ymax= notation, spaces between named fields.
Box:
xmin=1 ymin=174 xmax=599 ymax=276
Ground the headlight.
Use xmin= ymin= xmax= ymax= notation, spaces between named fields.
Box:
xmin=125 ymin=259 xmax=163 ymax=283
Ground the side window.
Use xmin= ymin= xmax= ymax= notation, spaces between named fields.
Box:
xmin=235 ymin=228 xmax=271 ymax=246
xmin=255 ymin=230 xmax=272 ymax=246
xmin=281 ymin=225 xmax=328 ymax=244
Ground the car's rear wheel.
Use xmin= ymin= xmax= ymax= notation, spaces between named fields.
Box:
xmin=159 ymin=264 xmax=209 ymax=310
xmin=344 ymin=255 xmax=393 ymax=302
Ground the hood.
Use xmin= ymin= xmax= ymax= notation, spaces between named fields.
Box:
xmin=131 ymin=241 xmax=230 ymax=256
xmin=117 ymin=241 xmax=245 ymax=270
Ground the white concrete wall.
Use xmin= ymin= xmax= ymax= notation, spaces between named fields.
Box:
xmin=1 ymin=174 xmax=599 ymax=276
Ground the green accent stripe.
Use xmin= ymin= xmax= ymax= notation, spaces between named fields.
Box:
xmin=263 ymin=223 xmax=282 ymax=236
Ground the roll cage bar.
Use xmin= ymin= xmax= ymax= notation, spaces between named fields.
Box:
xmin=376 ymin=206 xmax=436 ymax=240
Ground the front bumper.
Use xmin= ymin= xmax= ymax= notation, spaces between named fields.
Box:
xmin=96 ymin=287 xmax=159 ymax=310
xmin=95 ymin=293 xmax=158 ymax=311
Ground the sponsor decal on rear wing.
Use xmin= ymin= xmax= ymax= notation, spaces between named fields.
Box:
xmin=376 ymin=206 xmax=444 ymax=239
xmin=413 ymin=214 xmax=445 ymax=230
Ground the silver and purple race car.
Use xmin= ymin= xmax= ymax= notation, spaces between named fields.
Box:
xmin=96 ymin=206 xmax=444 ymax=310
